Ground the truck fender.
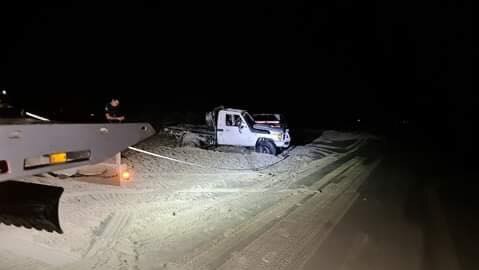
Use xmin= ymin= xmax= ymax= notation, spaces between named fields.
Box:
xmin=255 ymin=137 xmax=275 ymax=146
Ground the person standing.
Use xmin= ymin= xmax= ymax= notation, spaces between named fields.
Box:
xmin=105 ymin=97 xmax=125 ymax=122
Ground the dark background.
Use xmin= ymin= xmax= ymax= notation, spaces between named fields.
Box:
xmin=0 ymin=1 xmax=475 ymax=148
xmin=2 ymin=3 xmax=479 ymax=261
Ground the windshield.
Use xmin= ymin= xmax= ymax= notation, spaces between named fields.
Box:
xmin=242 ymin=112 xmax=255 ymax=127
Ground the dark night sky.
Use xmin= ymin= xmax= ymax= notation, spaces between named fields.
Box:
xmin=0 ymin=1 xmax=474 ymax=130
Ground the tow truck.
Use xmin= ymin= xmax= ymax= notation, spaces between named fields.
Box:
xmin=0 ymin=111 xmax=155 ymax=232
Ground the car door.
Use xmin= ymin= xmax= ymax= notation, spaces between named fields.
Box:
xmin=218 ymin=113 xmax=249 ymax=146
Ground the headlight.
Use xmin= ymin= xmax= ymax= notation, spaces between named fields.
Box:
xmin=276 ymin=133 xmax=283 ymax=141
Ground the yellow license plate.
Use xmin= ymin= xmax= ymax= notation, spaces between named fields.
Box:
xmin=50 ymin=153 xmax=67 ymax=164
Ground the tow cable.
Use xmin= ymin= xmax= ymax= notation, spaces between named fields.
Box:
xmin=25 ymin=112 xmax=287 ymax=172
xmin=127 ymin=146 xmax=289 ymax=172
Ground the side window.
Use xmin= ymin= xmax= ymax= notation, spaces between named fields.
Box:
xmin=233 ymin=115 xmax=243 ymax=127
xmin=226 ymin=114 xmax=233 ymax=126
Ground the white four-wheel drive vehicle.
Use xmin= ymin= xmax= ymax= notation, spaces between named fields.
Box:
xmin=165 ymin=106 xmax=291 ymax=155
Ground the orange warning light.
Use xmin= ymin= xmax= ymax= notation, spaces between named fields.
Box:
xmin=121 ymin=170 xmax=131 ymax=181
xmin=49 ymin=153 xmax=67 ymax=164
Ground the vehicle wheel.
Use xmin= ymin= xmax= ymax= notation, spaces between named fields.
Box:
xmin=256 ymin=140 xmax=277 ymax=155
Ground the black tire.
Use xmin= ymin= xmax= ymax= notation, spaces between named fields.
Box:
xmin=255 ymin=140 xmax=277 ymax=155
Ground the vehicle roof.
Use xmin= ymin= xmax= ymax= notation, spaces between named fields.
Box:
xmin=223 ymin=108 xmax=246 ymax=113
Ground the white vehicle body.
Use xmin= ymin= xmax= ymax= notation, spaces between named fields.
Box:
xmin=216 ymin=109 xmax=291 ymax=152
xmin=166 ymin=107 xmax=291 ymax=155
